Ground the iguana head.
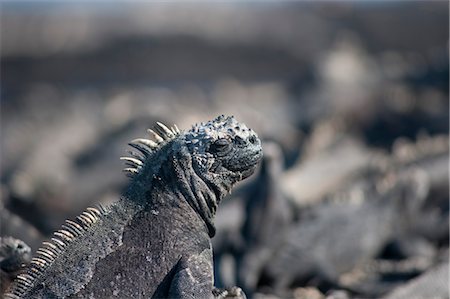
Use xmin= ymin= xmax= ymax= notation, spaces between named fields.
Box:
xmin=185 ymin=115 xmax=263 ymax=193
xmin=123 ymin=115 xmax=262 ymax=236
xmin=0 ymin=237 xmax=32 ymax=273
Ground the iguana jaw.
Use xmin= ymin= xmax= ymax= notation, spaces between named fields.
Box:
xmin=241 ymin=165 xmax=258 ymax=180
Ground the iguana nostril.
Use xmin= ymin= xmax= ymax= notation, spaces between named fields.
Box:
xmin=235 ymin=136 xmax=245 ymax=145
xmin=249 ymin=135 xmax=257 ymax=145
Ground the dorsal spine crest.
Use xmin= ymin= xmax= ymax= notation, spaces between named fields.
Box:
xmin=121 ymin=121 xmax=181 ymax=179
xmin=5 ymin=206 xmax=108 ymax=299
xmin=6 ymin=122 xmax=181 ymax=298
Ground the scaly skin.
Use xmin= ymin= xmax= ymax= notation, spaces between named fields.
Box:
xmin=5 ymin=115 xmax=262 ymax=299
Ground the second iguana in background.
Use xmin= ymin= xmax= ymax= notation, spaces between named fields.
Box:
xmin=5 ymin=115 xmax=262 ymax=299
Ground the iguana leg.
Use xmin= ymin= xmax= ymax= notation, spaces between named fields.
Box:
xmin=168 ymin=249 xmax=214 ymax=299
xmin=168 ymin=249 xmax=246 ymax=299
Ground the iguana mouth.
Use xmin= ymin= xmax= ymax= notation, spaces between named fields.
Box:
xmin=241 ymin=166 xmax=257 ymax=180
xmin=236 ymin=149 xmax=263 ymax=179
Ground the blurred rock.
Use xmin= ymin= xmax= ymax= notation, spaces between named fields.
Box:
xmin=381 ymin=262 xmax=449 ymax=299
xmin=1 ymin=2 xmax=448 ymax=298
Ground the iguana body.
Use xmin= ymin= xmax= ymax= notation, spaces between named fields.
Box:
xmin=5 ymin=115 xmax=262 ymax=299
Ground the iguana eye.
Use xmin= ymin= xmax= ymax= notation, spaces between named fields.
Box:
xmin=234 ymin=135 xmax=245 ymax=145
xmin=208 ymin=138 xmax=231 ymax=155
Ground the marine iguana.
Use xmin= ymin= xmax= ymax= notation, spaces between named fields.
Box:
xmin=0 ymin=237 xmax=32 ymax=295
xmin=5 ymin=115 xmax=262 ymax=299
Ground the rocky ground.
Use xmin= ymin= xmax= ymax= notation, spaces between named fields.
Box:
xmin=1 ymin=2 xmax=448 ymax=298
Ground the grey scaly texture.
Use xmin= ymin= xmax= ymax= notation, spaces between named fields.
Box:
xmin=5 ymin=115 xmax=262 ymax=299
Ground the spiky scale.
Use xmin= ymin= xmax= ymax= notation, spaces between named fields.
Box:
xmin=87 ymin=207 xmax=102 ymax=216
xmin=52 ymin=238 xmax=66 ymax=250
xmin=147 ymin=128 xmax=164 ymax=143
xmin=123 ymin=167 xmax=139 ymax=174
xmin=131 ymin=138 xmax=158 ymax=149
xmin=31 ymin=258 xmax=47 ymax=267
xmin=20 ymin=279 xmax=33 ymax=288
xmin=95 ymin=204 xmax=107 ymax=214
xmin=16 ymin=275 xmax=32 ymax=286
xmin=82 ymin=211 xmax=98 ymax=223
xmin=51 ymin=238 xmax=65 ymax=248
xmin=42 ymin=241 xmax=58 ymax=251
xmin=128 ymin=143 xmax=151 ymax=157
xmin=36 ymin=249 xmax=54 ymax=261
xmin=27 ymin=270 xmax=38 ymax=279
xmin=14 ymin=286 xmax=26 ymax=293
xmin=127 ymin=150 xmax=145 ymax=161
xmin=120 ymin=156 xmax=144 ymax=168
xmin=77 ymin=215 xmax=92 ymax=226
xmin=16 ymin=274 xmax=28 ymax=281
xmin=155 ymin=122 xmax=174 ymax=139
xmin=53 ymin=232 xmax=69 ymax=242
xmin=173 ymin=124 xmax=181 ymax=134
xmin=55 ymin=230 xmax=74 ymax=241
xmin=62 ymin=224 xmax=80 ymax=237
xmin=65 ymin=220 xmax=83 ymax=233
xmin=30 ymin=267 xmax=41 ymax=275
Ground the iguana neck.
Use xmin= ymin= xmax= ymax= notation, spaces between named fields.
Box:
xmin=171 ymin=155 xmax=219 ymax=237
xmin=123 ymin=150 xmax=220 ymax=238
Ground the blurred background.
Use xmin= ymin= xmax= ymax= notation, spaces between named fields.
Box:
xmin=1 ymin=2 xmax=448 ymax=298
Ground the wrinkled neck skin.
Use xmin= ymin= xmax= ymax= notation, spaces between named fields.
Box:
xmin=123 ymin=144 xmax=233 ymax=238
